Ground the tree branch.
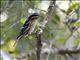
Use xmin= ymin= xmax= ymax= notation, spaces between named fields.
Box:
xmin=36 ymin=34 xmax=42 ymax=60
xmin=36 ymin=0 xmax=56 ymax=60
xmin=58 ymin=49 xmax=80 ymax=54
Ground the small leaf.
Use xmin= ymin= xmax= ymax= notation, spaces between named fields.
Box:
xmin=28 ymin=35 xmax=33 ymax=40
xmin=7 ymin=39 xmax=16 ymax=52
xmin=52 ymin=14 xmax=60 ymax=23
xmin=75 ymin=22 xmax=80 ymax=27
xmin=58 ymin=37 xmax=65 ymax=43
xmin=20 ymin=17 xmax=26 ymax=24
xmin=66 ymin=3 xmax=79 ymax=15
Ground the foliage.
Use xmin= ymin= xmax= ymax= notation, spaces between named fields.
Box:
xmin=0 ymin=0 xmax=80 ymax=60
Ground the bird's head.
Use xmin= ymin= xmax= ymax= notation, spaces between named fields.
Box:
xmin=28 ymin=13 xmax=39 ymax=21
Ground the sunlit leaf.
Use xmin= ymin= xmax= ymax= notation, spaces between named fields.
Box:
xmin=52 ymin=14 xmax=60 ymax=24
xmin=20 ymin=17 xmax=26 ymax=24
xmin=7 ymin=39 xmax=16 ymax=52
xmin=66 ymin=3 xmax=79 ymax=15
xmin=75 ymin=21 xmax=80 ymax=27
xmin=58 ymin=37 xmax=65 ymax=43
xmin=28 ymin=35 xmax=33 ymax=40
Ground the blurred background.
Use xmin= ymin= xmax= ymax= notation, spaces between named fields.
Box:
xmin=0 ymin=0 xmax=80 ymax=60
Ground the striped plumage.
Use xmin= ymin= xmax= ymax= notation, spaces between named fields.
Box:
xmin=13 ymin=13 xmax=39 ymax=46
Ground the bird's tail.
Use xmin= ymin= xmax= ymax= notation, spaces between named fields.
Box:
xmin=13 ymin=35 xmax=23 ymax=47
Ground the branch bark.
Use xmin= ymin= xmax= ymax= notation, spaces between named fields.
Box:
xmin=36 ymin=0 xmax=56 ymax=60
xmin=39 ymin=0 xmax=56 ymax=34
xmin=36 ymin=34 xmax=42 ymax=60
xmin=58 ymin=49 xmax=80 ymax=54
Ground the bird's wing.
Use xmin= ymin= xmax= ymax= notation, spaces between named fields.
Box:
xmin=22 ymin=20 xmax=33 ymax=35
xmin=16 ymin=19 xmax=30 ymax=39
xmin=23 ymin=18 xmax=30 ymax=27
xmin=20 ymin=19 xmax=30 ymax=34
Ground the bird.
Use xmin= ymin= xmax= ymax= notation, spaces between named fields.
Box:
xmin=13 ymin=13 xmax=39 ymax=46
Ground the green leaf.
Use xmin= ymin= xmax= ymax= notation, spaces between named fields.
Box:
xmin=52 ymin=14 xmax=60 ymax=24
xmin=66 ymin=3 xmax=80 ymax=15
xmin=28 ymin=35 xmax=33 ymax=40
xmin=75 ymin=22 xmax=80 ymax=27
xmin=58 ymin=37 xmax=65 ymax=43
xmin=20 ymin=17 xmax=26 ymax=24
